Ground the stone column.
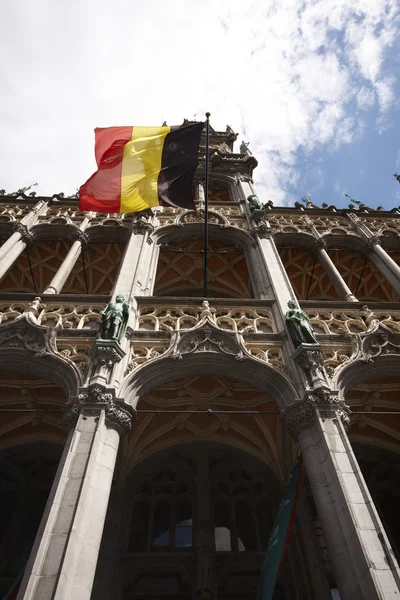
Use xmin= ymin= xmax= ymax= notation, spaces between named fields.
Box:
xmin=17 ymin=390 xmax=132 ymax=600
xmin=346 ymin=214 xmax=400 ymax=296
xmin=312 ymin=239 xmax=358 ymax=302
xmin=284 ymin=389 xmax=400 ymax=600
xmin=247 ymin=223 xmax=307 ymax=391
xmin=0 ymin=200 xmax=49 ymax=273
xmin=110 ymin=214 xmax=159 ymax=390
xmin=365 ymin=238 xmax=400 ymax=296
xmin=43 ymin=218 xmax=91 ymax=294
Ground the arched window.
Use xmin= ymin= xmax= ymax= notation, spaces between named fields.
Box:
xmin=128 ymin=465 xmax=193 ymax=553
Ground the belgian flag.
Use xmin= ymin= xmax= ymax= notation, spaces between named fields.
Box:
xmin=79 ymin=122 xmax=204 ymax=213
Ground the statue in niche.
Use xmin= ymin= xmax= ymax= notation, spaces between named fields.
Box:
xmin=285 ymin=300 xmax=318 ymax=348
xmin=98 ymin=294 xmax=129 ymax=342
xmin=247 ymin=194 xmax=267 ymax=222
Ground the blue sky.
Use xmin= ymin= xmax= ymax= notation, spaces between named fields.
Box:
xmin=0 ymin=0 xmax=399 ymax=210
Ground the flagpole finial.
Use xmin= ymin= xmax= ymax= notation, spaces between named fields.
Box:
xmin=205 ymin=112 xmax=211 ymax=118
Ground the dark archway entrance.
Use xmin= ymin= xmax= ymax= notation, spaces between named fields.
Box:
xmin=118 ymin=443 xmax=296 ymax=600
xmin=0 ymin=442 xmax=62 ymax=598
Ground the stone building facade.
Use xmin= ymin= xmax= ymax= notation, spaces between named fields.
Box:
xmin=0 ymin=125 xmax=399 ymax=600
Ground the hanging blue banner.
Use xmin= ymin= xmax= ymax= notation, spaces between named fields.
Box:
xmin=257 ymin=456 xmax=303 ymax=600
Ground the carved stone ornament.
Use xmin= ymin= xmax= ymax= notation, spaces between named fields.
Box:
xmin=63 ymin=385 xmax=133 ymax=433
xmin=348 ymin=320 xmax=400 ymax=364
xmin=250 ymin=223 xmax=274 ymax=241
xmin=169 ymin=317 xmax=247 ymax=362
xmin=91 ymin=338 xmax=126 ymax=367
xmin=0 ymin=314 xmax=56 ymax=357
xmin=177 ymin=209 xmax=226 ymax=227
xmin=283 ymin=388 xmax=351 ymax=438
xmin=130 ymin=210 xmax=154 ymax=236
xmin=13 ymin=222 xmax=34 ymax=247
xmin=291 ymin=343 xmax=330 ymax=389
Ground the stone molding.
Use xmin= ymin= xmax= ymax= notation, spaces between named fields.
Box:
xmin=283 ymin=388 xmax=351 ymax=438
xmin=63 ymin=384 xmax=134 ymax=434
xmin=13 ymin=222 xmax=34 ymax=246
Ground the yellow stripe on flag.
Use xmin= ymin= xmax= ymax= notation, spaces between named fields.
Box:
xmin=120 ymin=126 xmax=170 ymax=212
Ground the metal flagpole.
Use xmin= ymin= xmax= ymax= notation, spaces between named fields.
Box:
xmin=203 ymin=112 xmax=211 ymax=298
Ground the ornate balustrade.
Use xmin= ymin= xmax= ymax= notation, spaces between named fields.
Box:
xmin=304 ymin=307 xmax=400 ymax=335
xmin=0 ymin=204 xmax=32 ymax=222
xmin=137 ymin=300 xmax=274 ymax=334
xmin=0 ymin=297 xmax=104 ymax=331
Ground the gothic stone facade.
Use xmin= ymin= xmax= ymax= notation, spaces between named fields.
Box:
xmin=0 ymin=126 xmax=400 ymax=600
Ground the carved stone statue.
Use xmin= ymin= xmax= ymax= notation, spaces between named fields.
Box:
xmin=285 ymin=300 xmax=318 ymax=348
xmin=240 ymin=140 xmax=251 ymax=154
xmin=98 ymin=295 xmax=129 ymax=342
xmin=247 ymin=194 xmax=267 ymax=222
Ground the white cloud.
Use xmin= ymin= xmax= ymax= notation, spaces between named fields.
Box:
xmin=356 ymin=87 xmax=376 ymax=110
xmin=0 ymin=0 xmax=398 ymax=205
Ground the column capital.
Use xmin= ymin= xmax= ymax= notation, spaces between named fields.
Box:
xmin=365 ymin=235 xmax=381 ymax=251
xmin=72 ymin=228 xmax=90 ymax=248
xmin=13 ymin=222 xmax=34 ymax=247
xmin=311 ymin=237 xmax=327 ymax=252
xmin=63 ymin=384 xmax=134 ymax=434
xmin=282 ymin=388 xmax=351 ymax=438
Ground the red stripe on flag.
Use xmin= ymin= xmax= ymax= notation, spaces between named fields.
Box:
xmin=79 ymin=127 xmax=132 ymax=213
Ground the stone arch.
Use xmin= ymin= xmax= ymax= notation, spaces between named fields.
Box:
xmin=0 ymin=315 xmax=80 ymax=397
xmin=334 ymin=323 xmax=400 ymax=397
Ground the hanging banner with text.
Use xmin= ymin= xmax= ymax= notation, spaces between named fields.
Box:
xmin=257 ymin=456 xmax=303 ymax=600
